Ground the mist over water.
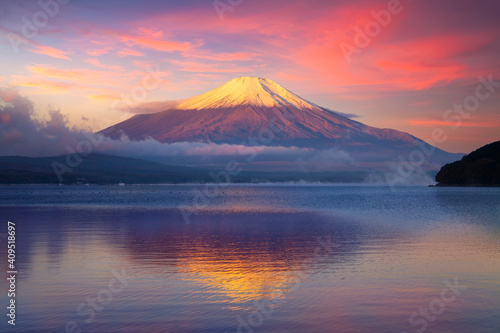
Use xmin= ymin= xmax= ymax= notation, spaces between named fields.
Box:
xmin=0 ymin=185 xmax=499 ymax=333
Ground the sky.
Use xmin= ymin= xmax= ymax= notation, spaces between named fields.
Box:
xmin=0 ymin=0 xmax=499 ymax=153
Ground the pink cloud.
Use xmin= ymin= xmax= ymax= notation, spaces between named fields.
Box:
xmin=137 ymin=27 xmax=164 ymax=38
xmin=85 ymin=58 xmax=124 ymax=71
xmin=86 ymin=47 xmax=113 ymax=56
xmin=117 ymin=48 xmax=145 ymax=57
xmin=186 ymin=51 xmax=257 ymax=62
xmin=30 ymin=45 xmax=71 ymax=60
xmin=114 ymin=30 xmax=192 ymax=52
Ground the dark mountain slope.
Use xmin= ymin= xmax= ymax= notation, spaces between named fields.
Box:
xmin=436 ymin=140 xmax=500 ymax=186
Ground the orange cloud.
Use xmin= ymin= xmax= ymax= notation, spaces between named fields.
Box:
xmin=16 ymin=63 xmax=172 ymax=104
xmin=26 ymin=65 xmax=85 ymax=80
xmin=25 ymin=64 xmax=136 ymax=82
xmin=20 ymin=65 xmax=136 ymax=98
xmin=88 ymin=94 xmax=120 ymax=101
xmin=30 ymin=45 xmax=70 ymax=60
xmin=12 ymin=76 xmax=76 ymax=92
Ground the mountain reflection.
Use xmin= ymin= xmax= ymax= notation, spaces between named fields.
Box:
xmin=103 ymin=209 xmax=364 ymax=307
xmin=1 ymin=185 xmax=500 ymax=333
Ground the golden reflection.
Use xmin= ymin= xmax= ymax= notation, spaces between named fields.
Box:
xmin=180 ymin=254 xmax=302 ymax=308
xmin=116 ymin=209 xmax=500 ymax=316
xmin=115 ymin=209 xmax=327 ymax=309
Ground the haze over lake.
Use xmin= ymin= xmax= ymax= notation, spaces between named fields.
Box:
xmin=1 ymin=185 xmax=499 ymax=333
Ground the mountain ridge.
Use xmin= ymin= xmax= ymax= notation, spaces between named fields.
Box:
xmin=436 ymin=140 xmax=500 ymax=186
xmin=98 ymin=76 xmax=461 ymax=172
xmin=100 ymin=76 xmax=423 ymax=147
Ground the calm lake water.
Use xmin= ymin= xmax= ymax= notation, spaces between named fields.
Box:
xmin=0 ymin=185 xmax=499 ymax=333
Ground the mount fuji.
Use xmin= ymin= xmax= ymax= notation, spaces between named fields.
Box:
xmin=100 ymin=77 xmax=460 ymax=171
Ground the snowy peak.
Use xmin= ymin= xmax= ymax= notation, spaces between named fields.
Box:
xmin=99 ymin=76 xmax=461 ymax=170
xmin=101 ymin=76 xmax=430 ymax=150
xmin=176 ymin=77 xmax=321 ymax=111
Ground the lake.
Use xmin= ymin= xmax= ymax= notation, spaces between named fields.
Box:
xmin=0 ymin=185 xmax=499 ymax=333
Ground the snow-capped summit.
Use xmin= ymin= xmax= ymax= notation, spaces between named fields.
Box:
xmin=101 ymin=76 xmax=421 ymax=146
xmin=99 ymin=77 xmax=459 ymax=169
xmin=175 ymin=77 xmax=322 ymax=111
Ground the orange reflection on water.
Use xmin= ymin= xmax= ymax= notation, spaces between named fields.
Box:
xmin=180 ymin=253 xmax=303 ymax=309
